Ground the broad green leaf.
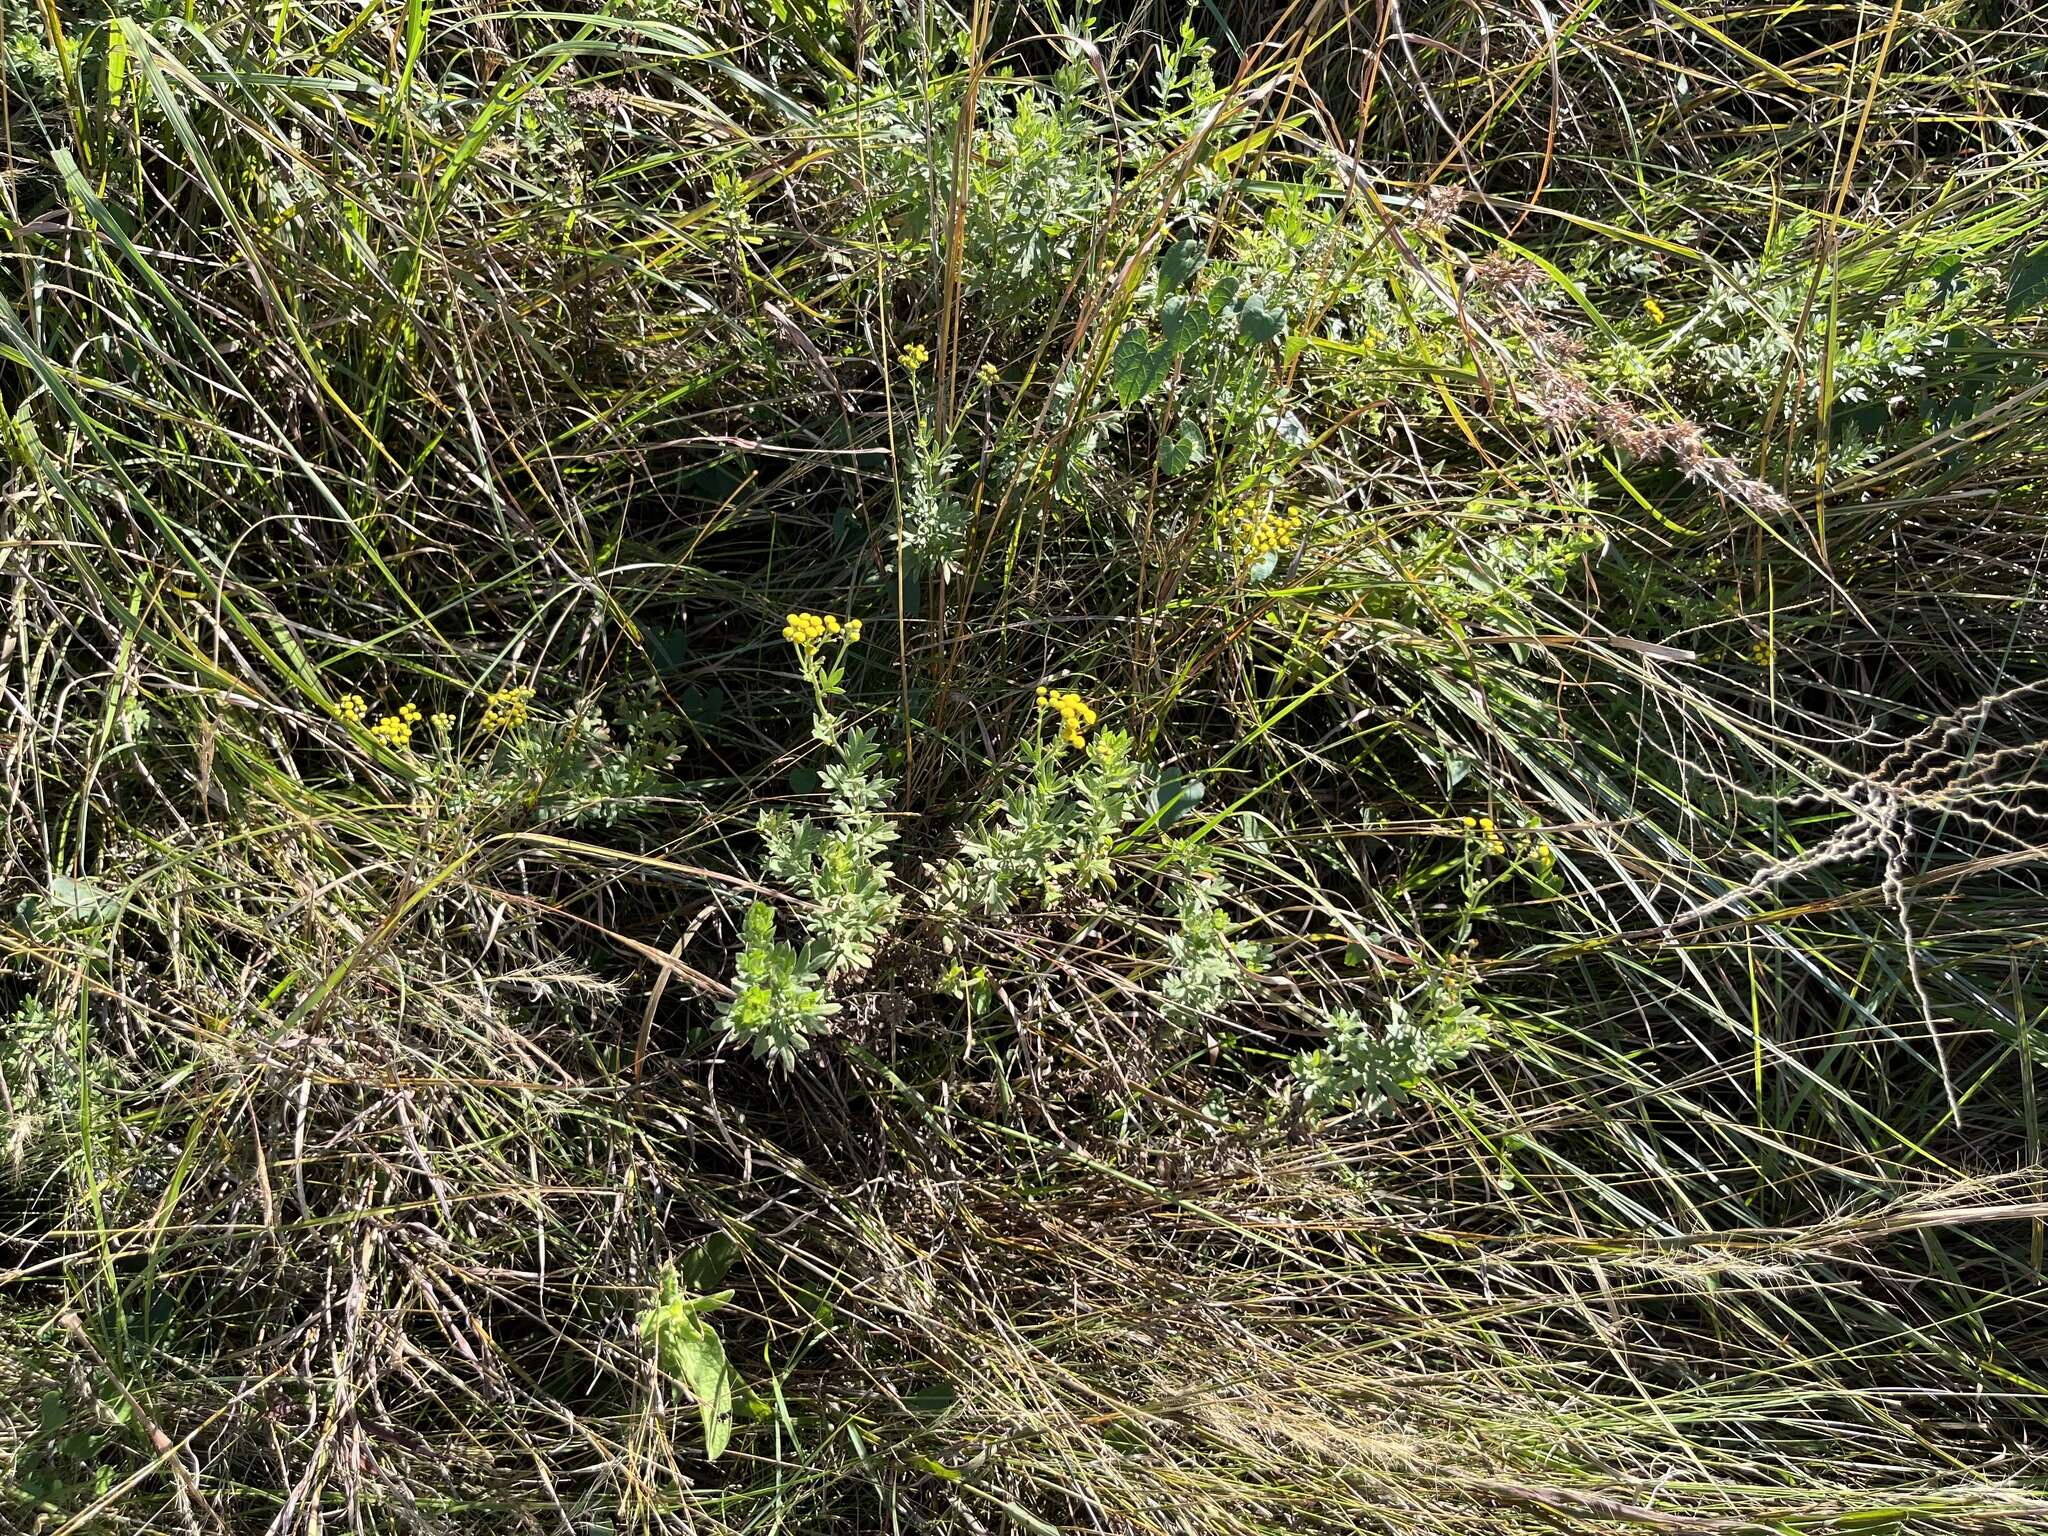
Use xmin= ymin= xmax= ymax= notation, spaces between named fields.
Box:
xmin=2007 ymin=243 xmax=2048 ymax=317
xmin=680 ymin=1232 xmax=741 ymax=1291
xmin=1159 ymin=294 xmax=1208 ymax=356
xmin=1235 ymin=293 xmax=1285 ymax=344
xmin=666 ymin=1319 xmax=734 ymax=1459
xmin=1147 ymin=770 xmax=1205 ymax=828
xmin=1158 ymin=238 xmax=1205 ymax=295
xmin=1111 ymin=327 xmax=1171 ymax=408
xmin=49 ymin=874 xmax=124 ymax=929
xmin=1159 ymin=418 xmax=1207 ymax=475
xmin=638 ymin=1266 xmax=738 ymax=1459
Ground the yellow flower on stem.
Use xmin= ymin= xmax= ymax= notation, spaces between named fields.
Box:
xmin=480 ymin=685 xmax=535 ymax=731
xmin=369 ymin=714 xmax=413 ymax=750
xmin=782 ymin=612 xmax=858 ymax=655
xmin=1037 ymin=685 xmax=1097 ymax=749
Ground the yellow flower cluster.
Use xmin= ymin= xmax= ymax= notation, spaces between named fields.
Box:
xmin=368 ymin=704 xmax=419 ymax=750
xmin=430 ymin=711 xmax=454 ymax=732
xmin=481 ymin=685 xmax=535 ymax=731
xmin=1461 ymin=813 xmax=1556 ymax=873
xmin=1643 ymin=295 xmax=1668 ymax=324
xmin=1227 ymin=503 xmax=1304 ymax=563
xmin=899 ymin=343 xmax=929 ymax=371
xmin=1460 ymin=814 xmax=1507 ymax=858
xmin=336 ymin=692 xmax=430 ymax=752
xmin=783 ymin=612 xmax=860 ymax=651
xmin=1037 ymin=685 xmax=1097 ymax=749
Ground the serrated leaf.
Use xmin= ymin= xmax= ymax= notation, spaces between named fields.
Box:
xmin=1111 ymin=326 xmax=1171 ymax=408
xmin=1159 ymin=418 xmax=1206 ymax=475
xmin=1235 ymin=293 xmax=1285 ymax=344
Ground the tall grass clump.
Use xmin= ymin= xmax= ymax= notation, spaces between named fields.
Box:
xmin=4 ymin=1 xmax=2047 ymax=1531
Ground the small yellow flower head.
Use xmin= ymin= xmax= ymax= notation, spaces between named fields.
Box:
xmin=334 ymin=693 xmax=369 ymax=725
xmin=397 ymin=702 xmax=422 ymax=725
xmin=1037 ymin=686 xmax=1097 ymax=749
xmin=899 ymin=343 xmax=929 ymax=371
xmin=1226 ymin=503 xmax=1304 ymax=564
xmin=369 ymin=714 xmax=413 ymax=750
xmin=480 ymin=684 xmax=535 ymax=731
xmin=978 ymin=361 xmax=999 ymax=385
xmin=429 ymin=711 xmax=454 ymax=733
xmin=782 ymin=612 xmax=856 ymax=653
xmin=1643 ymin=295 xmax=1667 ymax=324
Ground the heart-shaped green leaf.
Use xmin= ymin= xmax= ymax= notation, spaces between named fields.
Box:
xmin=1111 ymin=326 xmax=1172 ymax=408
xmin=1159 ymin=418 xmax=1207 ymax=475
xmin=1235 ymin=293 xmax=1285 ymax=344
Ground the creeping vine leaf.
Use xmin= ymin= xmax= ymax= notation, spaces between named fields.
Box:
xmin=1160 ymin=293 xmax=1209 ymax=356
xmin=1112 ymin=326 xmax=1172 ymax=407
xmin=1160 ymin=418 xmax=1207 ymax=475
xmin=1157 ymin=236 xmax=1205 ymax=295
xmin=1234 ymin=292 xmax=1285 ymax=344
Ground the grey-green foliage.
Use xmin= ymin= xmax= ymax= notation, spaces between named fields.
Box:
xmin=959 ymin=79 xmax=1113 ymax=316
xmin=1293 ymin=977 xmax=1488 ymax=1115
xmin=1157 ymin=883 xmax=1270 ymax=1032
xmin=760 ymin=726 xmax=903 ymax=976
xmin=726 ymin=716 xmax=1174 ymax=1068
xmin=718 ymin=902 xmax=836 ymax=1071
xmin=869 ymin=61 xmax=1112 ymax=326
xmin=899 ymin=420 xmax=971 ymax=576
xmin=930 ymin=729 xmax=1148 ymax=920
xmin=1671 ymin=227 xmax=1986 ymax=470
xmin=720 ymin=709 xmax=900 ymax=1067
xmin=1 ymin=996 xmax=75 ymax=1174
xmin=558 ymin=698 xmax=687 ymax=827
xmin=2 ymin=0 xmax=67 ymax=105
